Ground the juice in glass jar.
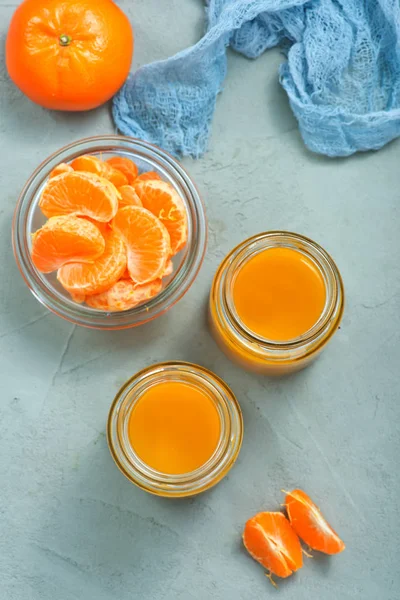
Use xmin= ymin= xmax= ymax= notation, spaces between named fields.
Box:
xmin=209 ymin=232 xmax=344 ymax=375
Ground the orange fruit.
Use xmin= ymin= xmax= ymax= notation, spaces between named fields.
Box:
xmin=58 ymin=229 xmax=126 ymax=296
xmin=163 ymin=259 xmax=173 ymax=277
xmin=49 ymin=163 xmax=73 ymax=178
xmin=134 ymin=180 xmax=188 ymax=255
xmin=285 ymin=489 xmax=345 ymax=555
xmin=6 ymin=0 xmax=133 ymax=111
xmin=106 ymin=156 xmax=138 ymax=184
xmin=106 ymin=166 xmax=128 ymax=188
xmin=119 ymin=185 xmax=142 ymax=208
xmin=71 ymin=155 xmax=128 ymax=187
xmin=243 ymin=512 xmax=303 ymax=579
xmin=135 ymin=171 xmax=161 ymax=183
xmin=31 ymin=215 xmax=105 ymax=273
xmin=70 ymin=155 xmax=104 ymax=176
xmin=87 ymin=278 xmax=162 ymax=311
xmin=80 ymin=217 xmax=110 ymax=237
xmin=70 ymin=291 xmax=86 ymax=303
xmin=112 ymin=206 xmax=170 ymax=284
xmin=121 ymin=258 xmax=173 ymax=281
xmin=39 ymin=171 xmax=119 ymax=222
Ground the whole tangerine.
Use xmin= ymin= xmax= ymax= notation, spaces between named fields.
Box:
xmin=6 ymin=0 xmax=133 ymax=111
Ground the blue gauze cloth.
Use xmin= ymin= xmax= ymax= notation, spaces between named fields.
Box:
xmin=113 ymin=0 xmax=400 ymax=158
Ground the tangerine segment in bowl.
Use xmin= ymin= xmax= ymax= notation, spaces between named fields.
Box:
xmin=58 ymin=230 xmax=127 ymax=296
xmin=135 ymin=171 xmax=161 ymax=182
xmin=243 ymin=512 xmax=303 ymax=579
xmin=70 ymin=155 xmax=104 ymax=176
xmin=49 ymin=163 xmax=73 ymax=178
xmin=112 ymin=206 xmax=171 ymax=284
xmin=39 ymin=171 xmax=119 ymax=222
xmin=119 ymin=185 xmax=143 ymax=207
xmin=31 ymin=216 xmax=105 ymax=273
xmin=135 ymin=180 xmax=188 ymax=255
xmin=285 ymin=489 xmax=345 ymax=555
xmin=106 ymin=156 xmax=138 ymax=184
xmin=163 ymin=260 xmax=174 ymax=277
xmin=70 ymin=155 xmax=128 ymax=187
xmin=87 ymin=279 xmax=162 ymax=311
xmin=121 ymin=258 xmax=173 ymax=282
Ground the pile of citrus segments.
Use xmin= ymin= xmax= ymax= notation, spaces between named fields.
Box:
xmin=31 ymin=155 xmax=188 ymax=311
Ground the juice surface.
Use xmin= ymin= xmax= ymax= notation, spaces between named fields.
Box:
xmin=232 ymin=247 xmax=326 ymax=341
xmin=128 ymin=381 xmax=221 ymax=475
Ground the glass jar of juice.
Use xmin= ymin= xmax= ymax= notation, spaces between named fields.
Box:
xmin=209 ymin=232 xmax=344 ymax=375
xmin=107 ymin=362 xmax=243 ymax=497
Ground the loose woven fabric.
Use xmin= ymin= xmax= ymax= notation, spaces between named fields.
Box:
xmin=113 ymin=0 xmax=400 ymax=158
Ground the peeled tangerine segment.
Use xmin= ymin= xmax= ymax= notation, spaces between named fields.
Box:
xmin=112 ymin=206 xmax=170 ymax=285
xmin=163 ymin=260 xmax=173 ymax=277
xmin=243 ymin=512 xmax=303 ymax=579
xmin=119 ymin=185 xmax=143 ymax=208
xmin=87 ymin=279 xmax=162 ymax=312
xmin=49 ymin=163 xmax=73 ymax=178
xmin=106 ymin=156 xmax=138 ymax=184
xmin=71 ymin=154 xmax=128 ymax=187
xmin=39 ymin=171 xmax=119 ymax=222
xmin=57 ymin=230 xmax=127 ymax=296
xmin=31 ymin=216 xmax=105 ymax=273
xmin=135 ymin=171 xmax=161 ymax=183
xmin=285 ymin=489 xmax=345 ymax=555
xmin=135 ymin=180 xmax=188 ymax=255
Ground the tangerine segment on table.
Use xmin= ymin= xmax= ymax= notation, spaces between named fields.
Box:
xmin=112 ymin=206 xmax=171 ymax=284
xmin=87 ymin=278 xmax=162 ymax=311
xmin=285 ymin=489 xmax=345 ymax=555
xmin=71 ymin=155 xmax=128 ymax=187
xmin=135 ymin=180 xmax=188 ymax=255
xmin=106 ymin=156 xmax=138 ymax=184
xmin=5 ymin=0 xmax=133 ymax=111
xmin=39 ymin=171 xmax=119 ymax=222
xmin=243 ymin=512 xmax=303 ymax=579
xmin=119 ymin=185 xmax=143 ymax=207
xmin=58 ymin=229 xmax=127 ymax=297
xmin=31 ymin=216 xmax=105 ymax=273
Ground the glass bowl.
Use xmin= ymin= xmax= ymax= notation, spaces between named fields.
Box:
xmin=12 ymin=135 xmax=207 ymax=329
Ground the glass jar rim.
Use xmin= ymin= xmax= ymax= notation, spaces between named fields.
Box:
xmin=107 ymin=362 xmax=243 ymax=497
xmin=12 ymin=135 xmax=207 ymax=329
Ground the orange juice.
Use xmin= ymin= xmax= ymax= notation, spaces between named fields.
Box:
xmin=232 ymin=247 xmax=326 ymax=341
xmin=209 ymin=232 xmax=344 ymax=375
xmin=128 ymin=381 xmax=221 ymax=474
xmin=108 ymin=362 xmax=243 ymax=496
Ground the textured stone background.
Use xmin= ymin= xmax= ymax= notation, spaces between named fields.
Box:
xmin=1 ymin=1 xmax=399 ymax=598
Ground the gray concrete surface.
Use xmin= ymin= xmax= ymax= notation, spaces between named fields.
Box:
xmin=1 ymin=1 xmax=400 ymax=599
